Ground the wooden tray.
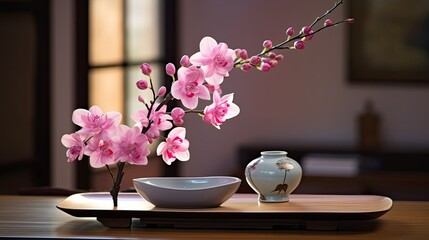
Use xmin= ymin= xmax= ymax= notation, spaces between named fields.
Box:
xmin=57 ymin=193 xmax=393 ymax=230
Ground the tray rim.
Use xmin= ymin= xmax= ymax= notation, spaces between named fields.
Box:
xmin=57 ymin=192 xmax=393 ymax=217
xmin=56 ymin=193 xmax=393 ymax=229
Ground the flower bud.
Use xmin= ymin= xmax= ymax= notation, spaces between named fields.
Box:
xmin=269 ymin=59 xmax=278 ymax=68
xmin=294 ymin=40 xmax=306 ymax=50
xmin=250 ymin=56 xmax=261 ymax=66
xmin=239 ymin=49 xmax=248 ymax=60
xmin=241 ymin=63 xmax=252 ymax=72
xmin=165 ymin=63 xmax=176 ymax=76
xmin=263 ymin=40 xmax=273 ymax=49
xmin=138 ymin=95 xmax=145 ymax=104
xmin=136 ymin=79 xmax=149 ymax=90
xmin=269 ymin=52 xmax=276 ymax=59
xmin=261 ymin=62 xmax=271 ymax=72
xmin=304 ymin=30 xmax=314 ymax=41
xmin=180 ymin=55 xmax=190 ymax=67
xmin=158 ymin=86 xmax=167 ymax=97
xmin=234 ymin=49 xmax=243 ymax=58
xmin=347 ymin=18 xmax=355 ymax=24
xmin=171 ymin=107 xmax=185 ymax=126
xmin=286 ymin=27 xmax=294 ymax=36
xmin=275 ymin=54 xmax=284 ymax=61
xmin=301 ymin=26 xmax=311 ymax=35
xmin=324 ymin=19 xmax=333 ymax=26
xmin=140 ymin=63 xmax=152 ymax=75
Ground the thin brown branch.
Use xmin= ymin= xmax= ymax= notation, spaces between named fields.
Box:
xmin=234 ymin=0 xmax=348 ymax=67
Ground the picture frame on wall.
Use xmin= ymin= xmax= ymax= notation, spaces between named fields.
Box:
xmin=349 ymin=0 xmax=429 ymax=84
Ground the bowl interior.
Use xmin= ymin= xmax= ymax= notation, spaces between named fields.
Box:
xmin=134 ymin=176 xmax=240 ymax=190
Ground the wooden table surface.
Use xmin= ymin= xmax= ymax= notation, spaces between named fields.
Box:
xmin=0 ymin=195 xmax=428 ymax=239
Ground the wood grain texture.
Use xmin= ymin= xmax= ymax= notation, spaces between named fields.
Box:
xmin=57 ymin=192 xmax=392 ymax=213
xmin=56 ymin=193 xmax=393 ymax=229
xmin=1 ymin=195 xmax=428 ymax=239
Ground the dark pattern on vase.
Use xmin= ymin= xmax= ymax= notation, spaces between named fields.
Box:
xmin=247 ymin=159 xmax=261 ymax=194
xmin=272 ymin=160 xmax=294 ymax=195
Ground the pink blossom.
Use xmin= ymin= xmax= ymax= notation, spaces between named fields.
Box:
xmin=140 ymin=63 xmax=152 ymax=75
xmin=203 ymin=91 xmax=240 ymax=129
xmin=294 ymin=40 xmax=306 ymax=50
xmin=149 ymin=105 xmax=173 ymax=136
xmin=171 ymin=66 xmax=210 ymax=109
xmin=156 ymin=127 xmax=190 ymax=165
xmin=72 ymin=106 xmax=122 ymax=138
xmin=131 ymin=103 xmax=173 ymax=143
xmin=171 ymin=107 xmax=185 ymax=126
xmin=86 ymin=137 xmax=118 ymax=168
xmin=136 ymin=79 xmax=149 ymax=90
xmin=61 ymin=133 xmax=85 ymax=162
xmin=180 ymin=55 xmax=190 ymax=67
xmin=131 ymin=110 xmax=149 ymax=132
xmin=165 ymin=63 xmax=176 ymax=76
xmin=205 ymin=84 xmax=222 ymax=95
xmin=113 ymin=125 xmax=150 ymax=165
xmin=190 ymin=36 xmax=235 ymax=85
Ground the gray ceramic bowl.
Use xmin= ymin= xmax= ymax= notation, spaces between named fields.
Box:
xmin=133 ymin=176 xmax=241 ymax=208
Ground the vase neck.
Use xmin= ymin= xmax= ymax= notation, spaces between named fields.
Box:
xmin=261 ymin=151 xmax=287 ymax=157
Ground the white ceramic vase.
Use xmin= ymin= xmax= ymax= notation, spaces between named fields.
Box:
xmin=245 ymin=151 xmax=302 ymax=202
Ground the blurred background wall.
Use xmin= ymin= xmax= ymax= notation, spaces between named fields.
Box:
xmin=1 ymin=0 xmax=428 ymax=198
xmin=178 ymin=0 xmax=429 ymax=177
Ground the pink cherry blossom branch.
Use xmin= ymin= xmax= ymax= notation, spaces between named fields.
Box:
xmin=148 ymin=76 xmax=157 ymax=102
xmin=234 ymin=0 xmax=351 ymax=67
xmin=264 ymin=0 xmax=345 ymax=53
xmin=166 ymin=109 xmax=203 ymax=115
xmin=106 ymin=164 xmax=115 ymax=179
xmin=156 ymin=93 xmax=174 ymax=112
xmin=141 ymin=76 xmax=160 ymax=134
xmin=185 ymin=109 xmax=204 ymax=114
xmin=138 ymin=1 xmax=352 ymax=130
xmin=142 ymin=93 xmax=174 ymax=134
xmin=275 ymin=19 xmax=352 ymax=50
xmin=310 ymin=0 xmax=343 ymax=30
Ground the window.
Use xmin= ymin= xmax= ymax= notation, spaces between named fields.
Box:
xmin=76 ymin=0 xmax=177 ymax=189
xmin=89 ymin=0 xmax=164 ymax=125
